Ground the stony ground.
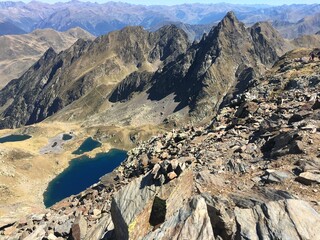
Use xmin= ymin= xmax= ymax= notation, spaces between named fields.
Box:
xmin=1 ymin=49 xmax=320 ymax=239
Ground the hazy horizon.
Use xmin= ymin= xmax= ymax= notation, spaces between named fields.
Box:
xmin=1 ymin=0 xmax=319 ymax=6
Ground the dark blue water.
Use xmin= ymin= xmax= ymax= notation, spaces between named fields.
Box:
xmin=72 ymin=137 xmax=102 ymax=155
xmin=43 ymin=149 xmax=127 ymax=208
xmin=0 ymin=134 xmax=31 ymax=143
xmin=62 ymin=134 xmax=73 ymax=141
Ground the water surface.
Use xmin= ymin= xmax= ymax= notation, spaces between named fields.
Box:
xmin=62 ymin=134 xmax=73 ymax=141
xmin=0 ymin=134 xmax=32 ymax=143
xmin=72 ymin=137 xmax=102 ymax=155
xmin=43 ymin=149 xmax=127 ymax=207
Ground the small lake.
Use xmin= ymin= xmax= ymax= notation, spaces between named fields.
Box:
xmin=43 ymin=149 xmax=127 ymax=208
xmin=0 ymin=134 xmax=32 ymax=143
xmin=62 ymin=134 xmax=73 ymax=141
xmin=72 ymin=137 xmax=102 ymax=155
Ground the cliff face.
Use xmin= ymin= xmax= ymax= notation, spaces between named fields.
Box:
xmin=2 ymin=47 xmax=320 ymax=239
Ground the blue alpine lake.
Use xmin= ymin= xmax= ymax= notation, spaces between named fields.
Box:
xmin=72 ymin=137 xmax=102 ymax=155
xmin=0 ymin=134 xmax=32 ymax=143
xmin=43 ymin=149 xmax=127 ymax=208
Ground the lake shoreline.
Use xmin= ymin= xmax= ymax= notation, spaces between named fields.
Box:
xmin=43 ymin=149 xmax=127 ymax=208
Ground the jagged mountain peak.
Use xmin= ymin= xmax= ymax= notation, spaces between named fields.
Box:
xmin=221 ymin=11 xmax=238 ymax=23
xmin=205 ymin=11 xmax=247 ymax=44
xmin=250 ymin=21 xmax=292 ymax=66
xmin=217 ymin=11 xmax=243 ymax=30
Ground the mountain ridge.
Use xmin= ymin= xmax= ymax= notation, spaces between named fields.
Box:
xmin=0 ymin=27 xmax=94 ymax=88
xmin=1 ymin=12 xmax=318 ymax=130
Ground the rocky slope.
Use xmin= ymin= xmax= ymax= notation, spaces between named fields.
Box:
xmin=0 ymin=12 xmax=301 ymax=130
xmin=1 ymin=47 xmax=319 ymax=240
xmin=0 ymin=27 xmax=94 ymax=88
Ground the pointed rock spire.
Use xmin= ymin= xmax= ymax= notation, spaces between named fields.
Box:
xmin=206 ymin=11 xmax=243 ymax=38
xmin=219 ymin=11 xmax=241 ymax=28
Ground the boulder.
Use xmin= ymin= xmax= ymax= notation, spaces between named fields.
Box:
xmin=70 ymin=215 xmax=87 ymax=240
xmin=111 ymin=169 xmax=193 ymax=240
xmin=143 ymin=196 xmax=215 ymax=240
xmin=54 ymin=219 xmax=73 ymax=237
xmin=296 ymin=171 xmax=320 ymax=185
xmin=234 ymin=199 xmax=320 ymax=239
xmin=24 ymin=223 xmax=47 ymax=240
xmin=84 ymin=215 xmax=114 ymax=240
xmin=261 ymin=169 xmax=293 ymax=183
xmin=262 ymin=131 xmax=304 ymax=158
xmin=111 ymin=173 xmax=159 ymax=240
xmin=235 ymin=102 xmax=259 ymax=118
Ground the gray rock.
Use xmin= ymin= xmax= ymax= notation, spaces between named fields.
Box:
xmin=262 ymin=131 xmax=304 ymax=158
xmin=31 ymin=213 xmax=45 ymax=221
xmin=144 ymin=196 xmax=215 ymax=240
xmin=296 ymin=171 xmax=320 ymax=185
xmin=111 ymin=169 xmax=193 ymax=240
xmin=85 ymin=215 xmax=114 ymax=240
xmin=295 ymin=159 xmax=320 ymax=172
xmin=261 ymin=169 xmax=293 ymax=183
xmin=111 ymin=173 xmax=159 ymax=240
xmin=234 ymin=199 xmax=320 ymax=239
xmin=24 ymin=223 xmax=46 ymax=240
xmin=226 ymin=159 xmax=247 ymax=173
xmin=54 ymin=219 xmax=73 ymax=237
xmin=71 ymin=215 xmax=87 ymax=240
xmin=202 ymin=193 xmax=235 ymax=239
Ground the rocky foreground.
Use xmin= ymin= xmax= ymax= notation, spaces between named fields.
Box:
xmin=1 ymin=49 xmax=320 ymax=239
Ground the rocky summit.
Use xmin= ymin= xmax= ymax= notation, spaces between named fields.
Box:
xmin=1 ymin=37 xmax=320 ymax=239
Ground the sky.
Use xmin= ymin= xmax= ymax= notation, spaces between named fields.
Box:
xmin=1 ymin=0 xmax=320 ymax=5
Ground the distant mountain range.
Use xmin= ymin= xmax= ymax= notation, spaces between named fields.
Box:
xmin=0 ymin=1 xmax=320 ymax=38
